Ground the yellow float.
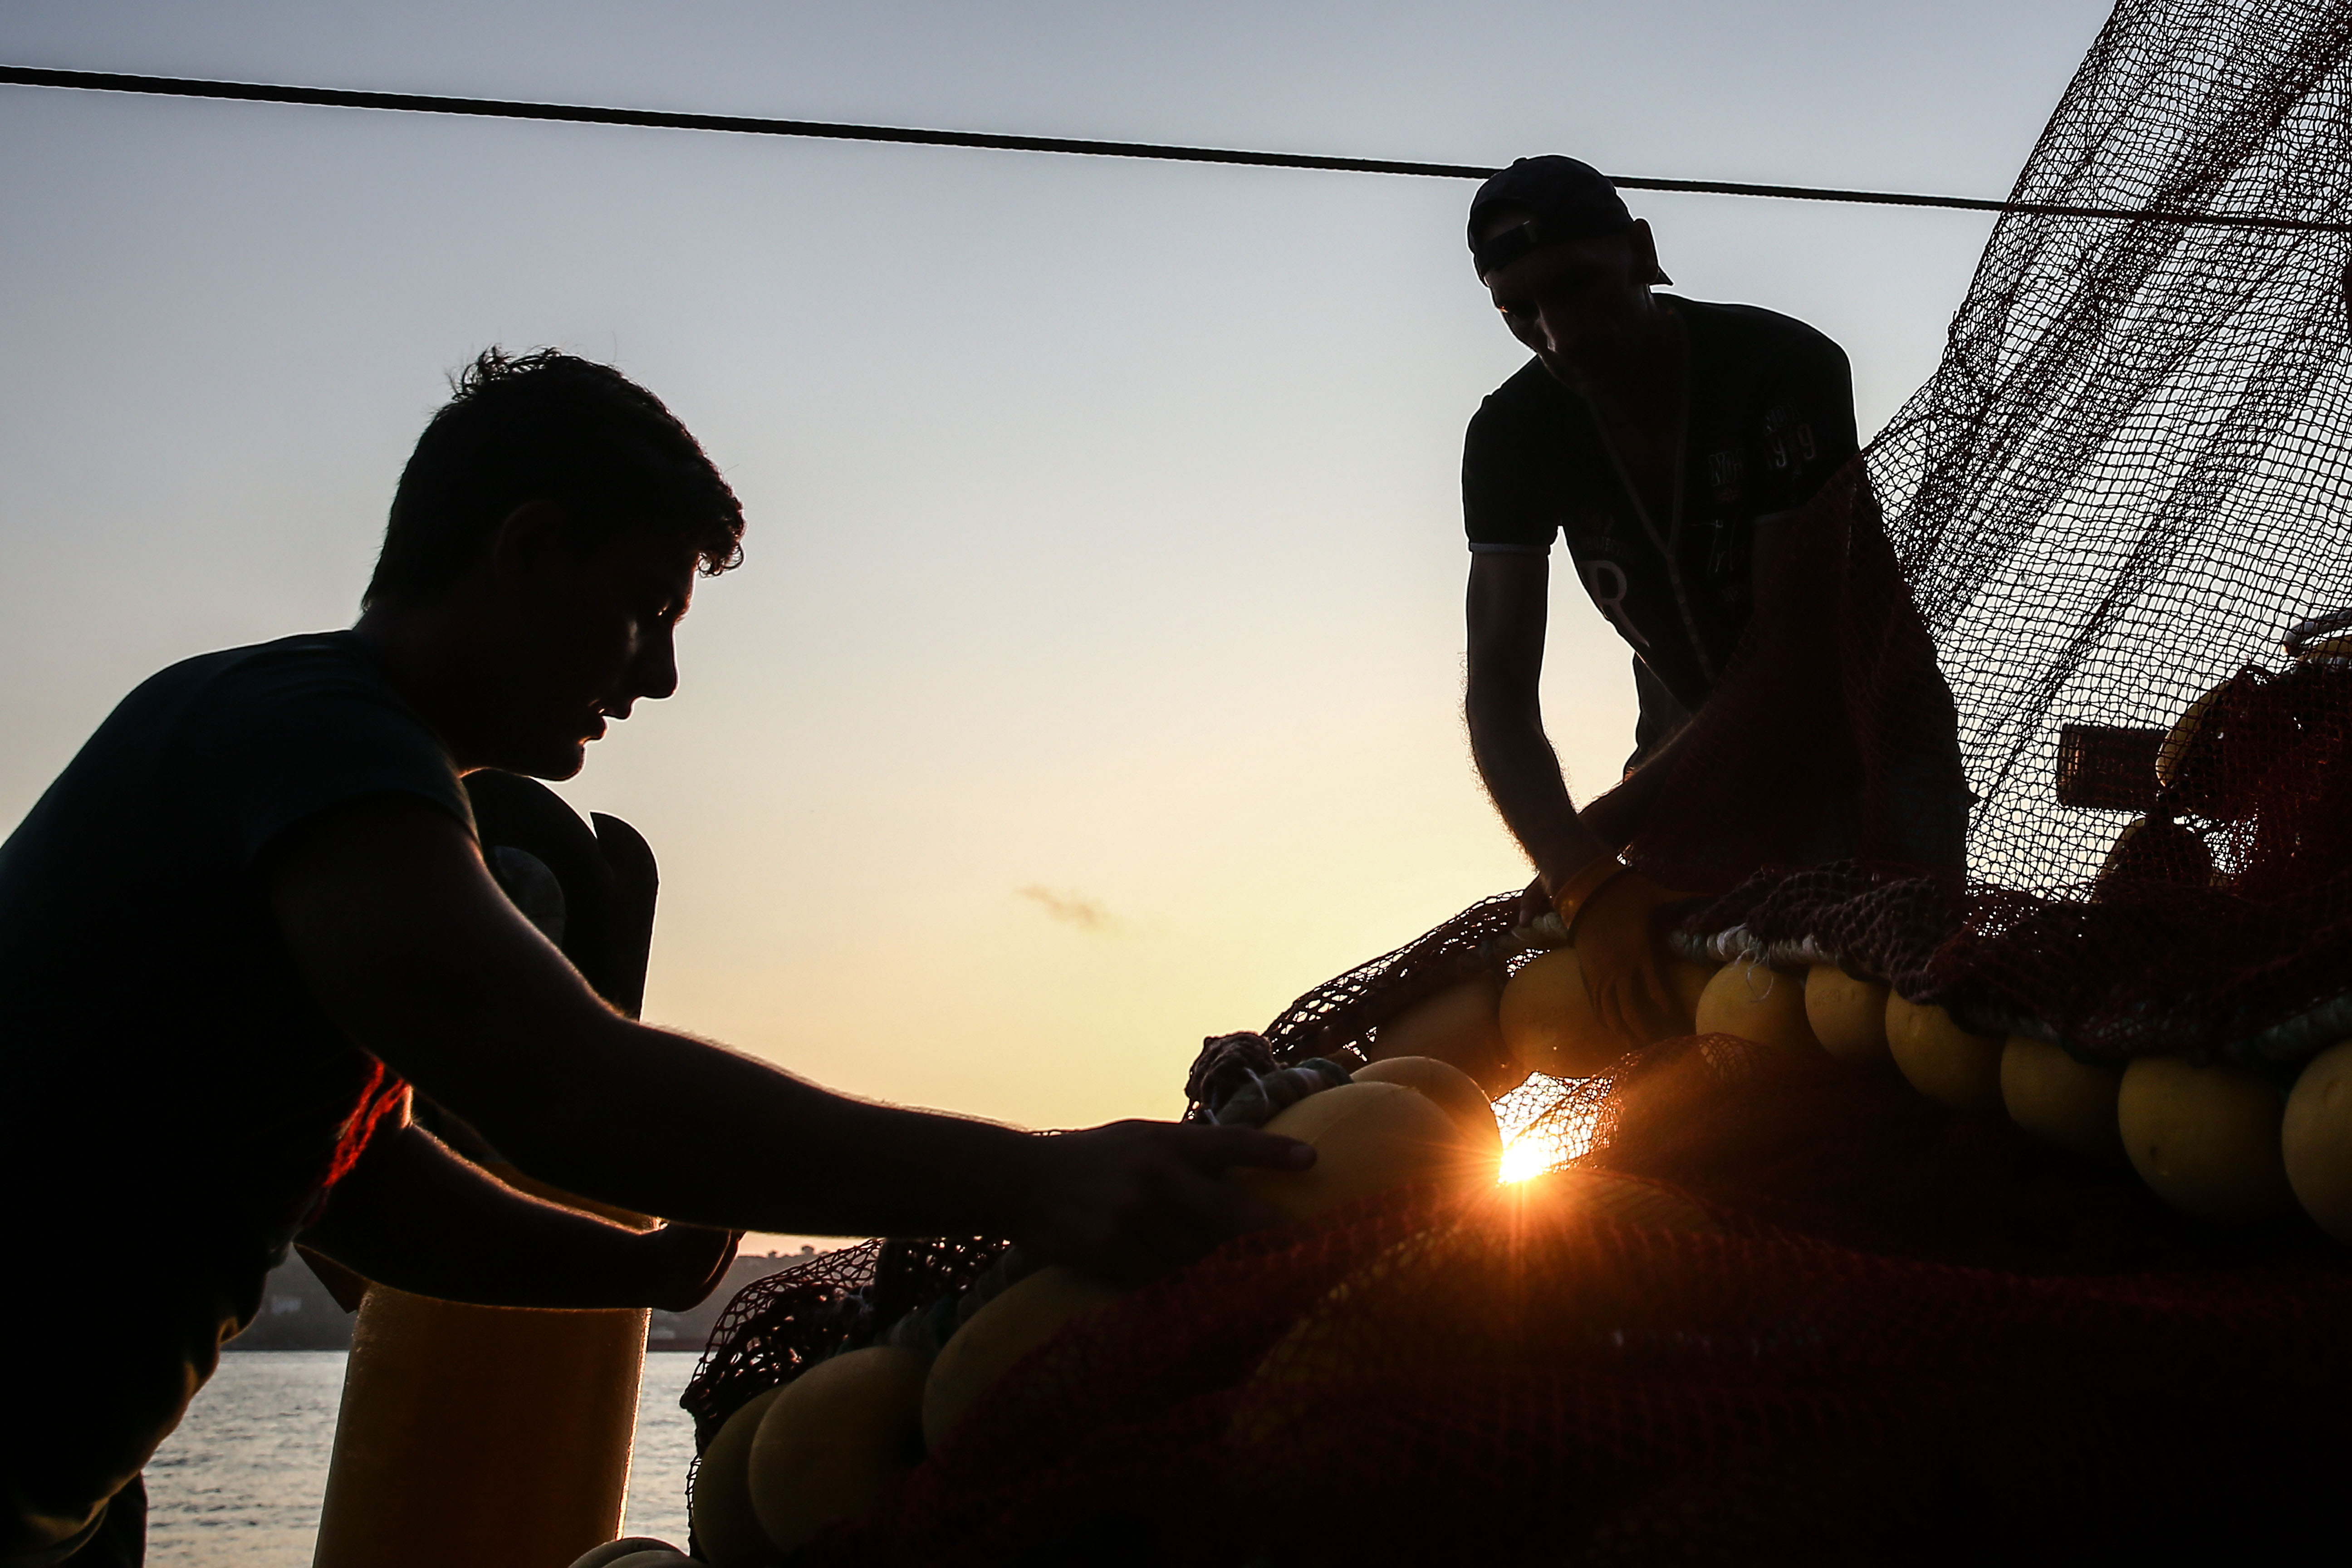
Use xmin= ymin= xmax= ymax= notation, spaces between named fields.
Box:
xmin=747 ymin=1344 xmax=931 ymax=1553
xmin=921 ymin=1266 xmax=1126 ymax=1450
xmin=1497 ymin=949 xmax=1615 ymax=1076
xmin=565 ymin=1540 xmax=685 ymax=1568
xmin=1669 ymin=956 xmax=1715 ymax=1025
xmin=1233 ymin=1080 xmax=1490 ymax=1221
xmin=2117 ymin=1055 xmax=2296 ymax=1223
xmin=1805 ymin=965 xmax=1891 ymax=1066
xmin=1693 ymin=960 xmax=1818 ymax=1053
xmin=687 ymin=1386 xmax=784 ymax=1568
xmin=1370 ymin=973 xmax=1511 ymax=1089
xmin=2154 ymin=678 xmax=2233 ymax=787
xmin=311 ymin=1168 xmax=654 ymax=1568
xmin=1351 ymin=1055 xmax=1502 ymax=1158
xmin=2282 ymin=1039 xmax=2352 ymax=1241
xmin=1498 ymin=948 xmax=1710 ymax=1075
xmin=1885 ymin=994 xmax=2005 ymax=1111
xmin=1999 ymin=1036 xmax=2126 ymax=1163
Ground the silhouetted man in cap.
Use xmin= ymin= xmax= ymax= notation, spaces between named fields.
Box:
xmin=1455 ymin=157 xmax=1964 ymax=1059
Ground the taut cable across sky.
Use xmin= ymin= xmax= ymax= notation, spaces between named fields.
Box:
xmin=3 ymin=61 xmax=2348 ymax=234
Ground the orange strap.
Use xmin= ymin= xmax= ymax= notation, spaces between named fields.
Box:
xmin=1550 ymin=855 xmax=1629 ymax=937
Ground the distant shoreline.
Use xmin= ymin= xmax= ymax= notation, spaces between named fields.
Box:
xmin=226 ymin=1249 xmax=823 ymax=1353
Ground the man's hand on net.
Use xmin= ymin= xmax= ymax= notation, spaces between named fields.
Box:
xmin=631 ymin=1221 xmax=743 ymax=1312
xmin=1012 ymin=1121 xmax=1314 ymax=1284
xmin=1568 ymin=869 xmax=1702 ymax=1052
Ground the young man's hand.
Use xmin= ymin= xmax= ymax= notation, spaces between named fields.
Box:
xmin=630 ymin=1222 xmax=743 ymax=1313
xmin=1570 ymin=869 xmax=1702 ymax=1050
xmin=1011 ymin=1121 xmax=1313 ymax=1284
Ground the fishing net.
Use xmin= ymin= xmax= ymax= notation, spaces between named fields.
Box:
xmin=678 ymin=3 xmax=2352 ymax=1560
xmin=1624 ymin=0 xmax=2352 ymax=1067
xmin=768 ymin=1035 xmax=2352 ymax=1567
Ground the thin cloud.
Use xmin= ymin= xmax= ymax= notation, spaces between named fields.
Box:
xmin=1015 ymin=884 xmax=1125 ymax=935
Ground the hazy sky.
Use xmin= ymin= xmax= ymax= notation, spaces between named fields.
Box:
xmin=1 ymin=2 xmax=2112 ymax=1234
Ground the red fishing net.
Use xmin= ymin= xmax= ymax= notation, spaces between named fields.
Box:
xmin=680 ymin=3 xmax=2352 ymax=1559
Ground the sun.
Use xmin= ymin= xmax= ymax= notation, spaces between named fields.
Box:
xmin=1490 ymin=1074 xmax=1599 ymax=1183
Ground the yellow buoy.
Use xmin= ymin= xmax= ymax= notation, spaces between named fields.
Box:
xmin=1370 ymin=974 xmax=1510 ymax=1088
xmin=2155 ymin=680 xmax=2232 ymax=788
xmin=747 ymin=1345 xmax=931 ymax=1553
xmin=565 ymin=1540 xmax=684 ymax=1568
xmin=1693 ymin=960 xmax=1818 ymax=1053
xmin=921 ymin=1267 xmax=1125 ymax=1451
xmin=688 ymin=1387 xmax=784 ymax=1568
xmin=1498 ymin=948 xmax=1616 ymax=1077
xmin=2282 ymin=1039 xmax=2352 ymax=1241
xmin=1667 ymin=956 xmax=1715 ymax=1030
xmin=1805 ymin=965 xmax=1891 ymax=1066
xmin=1885 ymin=994 xmax=2004 ymax=1111
xmin=1999 ymin=1036 xmax=2126 ymax=1163
xmin=1498 ymin=949 xmax=1711 ymax=1075
xmin=2117 ymin=1055 xmax=2296 ymax=1223
xmin=2097 ymin=815 xmax=2213 ymax=890
xmin=1351 ymin=1055 xmax=1503 ymax=1158
xmin=2296 ymin=632 xmax=2352 ymax=661
xmin=311 ymin=1169 xmax=654 ymax=1568
xmin=1233 ymin=1080 xmax=1489 ymax=1222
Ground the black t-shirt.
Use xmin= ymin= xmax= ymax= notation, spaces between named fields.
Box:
xmin=1463 ymin=297 xmax=1859 ymax=761
xmin=0 ymin=632 xmax=471 ymax=1283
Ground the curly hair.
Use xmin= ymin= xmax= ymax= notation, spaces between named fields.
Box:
xmin=363 ymin=348 xmax=745 ymax=608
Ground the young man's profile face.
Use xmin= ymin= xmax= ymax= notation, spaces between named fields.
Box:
xmin=1481 ymin=222 xmax=1658 ymax=381
xmin=488 ymin=515 xmax=701 ymax=780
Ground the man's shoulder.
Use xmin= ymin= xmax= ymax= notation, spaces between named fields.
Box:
xmin=132 ymin=631 xmax=386 ymax=725
xmin=1674 ymin=296 xmax=1849 ymax=372
xmin=1470 ymin=358 xmax=1574 ymax=442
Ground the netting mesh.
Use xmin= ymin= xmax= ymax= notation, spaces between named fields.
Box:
xmin=1878 ymin=0 xmax=2352 ymax=892
xmin=678 ymin=5 xmax=2352 ymax=1558
xmin=1597 ymin=0 xmax=2352 ymax=1065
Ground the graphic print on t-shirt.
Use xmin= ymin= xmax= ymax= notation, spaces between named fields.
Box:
xmin=1580 ymin=554 xmax=1650 ymax=648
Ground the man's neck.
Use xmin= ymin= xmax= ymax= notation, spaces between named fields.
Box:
xmin=352 ymin=601 xmax=495 ymax=770
xmin=1554 ymin=293 xmax=1679 ymax=412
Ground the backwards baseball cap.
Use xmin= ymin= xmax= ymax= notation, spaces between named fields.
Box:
xmin=1468 ymin=155 xmax=1671 ymax=285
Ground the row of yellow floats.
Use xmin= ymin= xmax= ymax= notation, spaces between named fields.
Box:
xmin=1452 ymin=938 xmax=2352 ymax=1241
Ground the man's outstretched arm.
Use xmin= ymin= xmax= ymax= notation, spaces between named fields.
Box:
xmin=299 ymin=1119 xmax=738 ymax=1309
xmin=270 ymin=798 xmax=1308 ymax=1280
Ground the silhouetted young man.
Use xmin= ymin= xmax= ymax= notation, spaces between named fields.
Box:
xmin=1458 ymin=157 xmax=1953 ymax=1053
xmin=0 ymin=351 xmax=1306 ymax=1567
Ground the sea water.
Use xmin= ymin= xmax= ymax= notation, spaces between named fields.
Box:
xmin=144 ymin=1352 xmax=703 ymax=1565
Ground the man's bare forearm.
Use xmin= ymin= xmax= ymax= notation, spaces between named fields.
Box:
xmin=1466 ymin=691 xmax=1609 ymax=892
xmin=302 ymin=1122 xmax=665 ymax=1306
xmin=426 ymin=1018 xmax=1042 ymax=1240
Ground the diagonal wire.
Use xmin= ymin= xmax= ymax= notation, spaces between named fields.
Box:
xmin=5 ymin=62 xmax=2350 ymax=234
